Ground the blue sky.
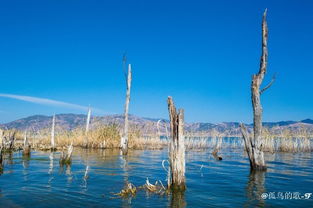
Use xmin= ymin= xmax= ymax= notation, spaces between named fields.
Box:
xmin=0 ymin=0 xmax=312 ymax=123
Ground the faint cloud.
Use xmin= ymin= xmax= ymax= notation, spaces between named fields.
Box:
xmin=0 ymin=93 xmax=105 ymax=114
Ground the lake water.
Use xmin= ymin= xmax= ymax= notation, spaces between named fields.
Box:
xmin=0 ymin=146 xmax=312 ymax=207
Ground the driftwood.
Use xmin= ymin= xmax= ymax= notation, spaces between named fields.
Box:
xmin=60 ymin=143 xmax=73 ymax=165
xmin=120 ymin=62 xmax=132 ymax=155
xmin=240 ymin=10 xmax=274 ymax=171
xmin=167 ymin=96 xmax=186 ymax=191
xmin=51 ymin=114 xmax=56 ymax=150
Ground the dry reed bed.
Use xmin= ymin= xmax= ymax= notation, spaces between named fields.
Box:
xmin=3 ymin=126 xmax=313 ymax=152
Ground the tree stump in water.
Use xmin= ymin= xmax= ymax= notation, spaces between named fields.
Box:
xmin=23 ymin=131 xmax=31 ymax=156
xmin=212 ymin=137 xmax=223 ymax=160
xmin=240 ymin=9 xmax=275 ymax=171
xmin=51 ymin=114 xmax=56 ymax=151
xmin=0 ymin=147 xmax=3 ymax=173
xmin=120 ymin=61 xmax=132 ymax=155
xmin=1 ymin=130 xmax=16 ymax=151
xmin=60 ymin=143 xmax=73 ymax=165
xmin=167 ymin=96 xmax=186 ymax=191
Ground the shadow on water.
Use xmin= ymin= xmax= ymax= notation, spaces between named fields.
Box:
xmin=244 ymin=170 xmax=266 ymax=208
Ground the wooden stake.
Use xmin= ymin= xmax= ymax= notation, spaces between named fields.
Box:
xmin=167 ymin=96 xmax=186 ymax=191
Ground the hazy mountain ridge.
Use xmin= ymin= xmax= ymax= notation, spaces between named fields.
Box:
xmin=1 ymin=114 xmax=312 ymax=136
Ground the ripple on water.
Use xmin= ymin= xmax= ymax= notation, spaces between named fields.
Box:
xmin=0 ymin=148 xmax=312 ymax=207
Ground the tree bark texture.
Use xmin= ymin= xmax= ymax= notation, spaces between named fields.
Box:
xmin=167 ymin=96 xmax=186 ymax=191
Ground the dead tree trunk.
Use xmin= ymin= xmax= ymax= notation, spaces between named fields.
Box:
xmin=60 ymin=142 xmax=73 ymax=165
xmin=85 ymin=107 xmax=91 ymax=134
xmin=240 ymin=9 xmax=275 ymax=171
xmin=2 ymin=130 xmax=16 ymax=150
xmin=84 ymin=107 xmax=91 ymax=147
xmin=0 ymin=129 xmax=3 ymax=147
xmin=0 ymin=146 xmax=3 ymax=173
xmin=51 ymin=114 xmax=56 ymax=150
xmin=120 ymin=63 xmax=132 ymax=155
xmin=23 ymin=131 xmax=31 ymax=156
xmin=167 ymin=96 xmax=186 ymax=191
xmin=212 ymin=137 xmax=223 ymax=160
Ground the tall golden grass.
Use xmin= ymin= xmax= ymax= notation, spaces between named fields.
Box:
xmin=3 ymin=125 xmax=313 ymax=152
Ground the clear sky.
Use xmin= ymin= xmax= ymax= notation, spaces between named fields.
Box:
xmin=0 ymin=0 xmax=312 ymax=123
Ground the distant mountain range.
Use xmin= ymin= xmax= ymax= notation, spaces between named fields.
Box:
xmin=1 ymin=114 xmax=312 ymax=137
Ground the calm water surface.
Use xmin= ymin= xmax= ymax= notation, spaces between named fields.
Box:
xmin=0 ymin=146 xmax=312 ymax=207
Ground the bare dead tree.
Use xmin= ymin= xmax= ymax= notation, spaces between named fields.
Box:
xmin=51 ymin=114 xmax=56 ymax=150
xmin=167 ymin=96 xmax=186 ymax=191
xmin=85 ymin=107 xmax=91 ymax=134
xmin=0 ymin=146 xmax=3 ymax=173
xmin=84 ymin=107 xmax=91 ymax=147
xmin=240 ymin=9 xmax=275 ymax=171
xmin=120 ymin=56 xmax=132 ymax=155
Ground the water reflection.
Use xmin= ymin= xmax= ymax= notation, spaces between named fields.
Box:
xmin=22 ymin=154 xmax=30 ymax=181
xmin=22 ymin=154 xmax=30 ymax=169
xmin=48 ymin=152 xmax=54 ymax=174
xmin=170 ymin=191 xmax=186 ymax=208
xmin=7 ymin=152 xmax=13 ymax=165
xmin=0 ymin=148 xmax=312 ymax=207
xmin=65 ymin=164 xmax=73 ymax=184
xmin=244 ymin=171 xmax=266 ymax=208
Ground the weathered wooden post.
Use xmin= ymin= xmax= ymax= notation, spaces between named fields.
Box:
xmin=167 ymin=96 xmax=186 ymax=191
xmin=120 ymin=63 xmax=132 ymax=155
xmin=240 ymin=9 xmax=275 ymax=171
xmin=51 ymin=114 xmax=56 ymax=150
